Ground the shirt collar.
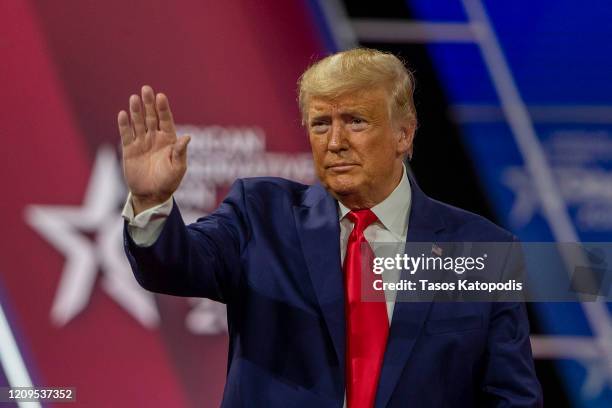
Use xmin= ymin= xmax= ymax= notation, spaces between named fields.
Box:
xmin=338 ymin=164 xmax=412 ymax=237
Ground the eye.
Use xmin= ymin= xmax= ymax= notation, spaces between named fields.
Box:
xmin=349 ymin=117 xmax=368 ymax=131
xmin=310 ymin=121 xmax=330 ymax=134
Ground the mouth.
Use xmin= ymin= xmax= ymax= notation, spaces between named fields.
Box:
xmin=325 ymin=163 xmax=358 ymax=172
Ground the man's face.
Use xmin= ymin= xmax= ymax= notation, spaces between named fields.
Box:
xmin=307 ymin=87 xmax=412 ymax=208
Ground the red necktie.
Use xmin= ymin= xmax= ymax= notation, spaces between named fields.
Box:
xmin=344 ymin=209 xmax=389 ymax=408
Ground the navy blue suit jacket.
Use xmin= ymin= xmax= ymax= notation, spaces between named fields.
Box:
xmin=124 ymin=175 xmax=542 ymax=407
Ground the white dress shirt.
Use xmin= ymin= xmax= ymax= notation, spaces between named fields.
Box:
xmin=337 ymin=168 xmax=411 ymax=323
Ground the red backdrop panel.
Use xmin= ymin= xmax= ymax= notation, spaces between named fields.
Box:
xmin=0 ymin=0 xmax=326 ymax=406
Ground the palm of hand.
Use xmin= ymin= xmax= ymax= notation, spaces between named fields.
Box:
xmin=123 ymin=128 xmax=178 ymax=199
xmin=117 ymin=85 xmax=190 ymax=206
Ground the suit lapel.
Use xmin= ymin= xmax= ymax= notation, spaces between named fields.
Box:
xmin=375 ymin=175 xmax=445 ymax=408
xmin=293 ymin=184 xmax=346 ymax=387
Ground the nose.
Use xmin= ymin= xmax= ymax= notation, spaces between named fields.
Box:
xmin=327 ymin=120 xmax=348 ymax=153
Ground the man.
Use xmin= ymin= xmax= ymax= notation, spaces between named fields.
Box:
xmin=119 ymin=48 xmax=542 ymax=407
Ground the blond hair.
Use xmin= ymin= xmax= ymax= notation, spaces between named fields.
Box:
xmin=297 ymin=48 xmax=416 ymax=128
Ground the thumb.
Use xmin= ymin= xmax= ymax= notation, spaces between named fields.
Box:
xmin=172 ymin=135 xmax=191 ymax=164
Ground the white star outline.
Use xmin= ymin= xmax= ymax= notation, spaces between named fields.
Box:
xmin=24 ymin=145 xmax=226 ymax=333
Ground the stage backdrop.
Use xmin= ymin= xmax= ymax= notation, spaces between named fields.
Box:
xmin=0 ymin=0 xmax=327 ymax=406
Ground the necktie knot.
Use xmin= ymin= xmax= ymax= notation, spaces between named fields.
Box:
xmin=346 ymin=209 xmax=378 ymax=232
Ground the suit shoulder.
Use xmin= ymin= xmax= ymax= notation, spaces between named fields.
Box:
xmin=238 ymin=177 xmax=310 ymax=205
xmin=430 ymin=198 xmax=515 ymax=242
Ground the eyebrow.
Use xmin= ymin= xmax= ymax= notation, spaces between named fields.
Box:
xmin=308 ymin=107 xmax=372 ymax=121
xmin=342 ymin=107 xmax=371 ymax=116
xmin=308 ymin=114 xmax=330 ymax=123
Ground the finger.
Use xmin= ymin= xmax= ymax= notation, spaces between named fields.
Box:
xmin=156 ymin=93 xmax=176 ymax=134
xmin=141 ymin=85 xmax=158 ymax=131
xmin=129 ymin=94 xmax=146 ymax=138
xmin=172 ymin=135 xmax=191 ymax=165
xmin=117 ymin=110 xmax=135 ymax=146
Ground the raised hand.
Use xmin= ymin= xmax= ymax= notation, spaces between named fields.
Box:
xmin=118 ymin=85 xmax=190 ymax=215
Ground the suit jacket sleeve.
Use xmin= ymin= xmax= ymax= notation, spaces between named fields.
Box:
xmin=123 ymin=179 xmax=250 ymax=303
xmin=480 ymin=237 xmax=543 ymax=407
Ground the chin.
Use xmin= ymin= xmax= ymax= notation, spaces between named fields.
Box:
xmin=324 ymin=176 xmax=361 ymax=197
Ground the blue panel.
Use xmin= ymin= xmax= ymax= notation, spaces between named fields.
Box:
xmin=426 ymin=43 xmax=499 ymax=103
xmin=407 ymin=0 xmax=468 ymax=21
xmin=408 ymin=0 xmax=612 ymax=406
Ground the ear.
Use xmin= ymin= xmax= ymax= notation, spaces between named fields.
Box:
xmin=396 ymin=122 xmax=415 ymax=157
